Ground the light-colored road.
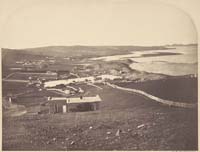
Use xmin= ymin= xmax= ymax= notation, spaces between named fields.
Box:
xmin=4 ymin=72 xmax=19 ymax=79
xmin=47 ymin=88 xmax=69 ymax=96
xmin=87 ymin=83 xmax=103 ymax=90
xmin=2 ymin=79 xmax=29 ymax=83
xmin=70 ymin=72 xmax=80 ymax=78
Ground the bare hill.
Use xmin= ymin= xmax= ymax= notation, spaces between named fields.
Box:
xmin=2 ymin=45 xmax=170 ymax=59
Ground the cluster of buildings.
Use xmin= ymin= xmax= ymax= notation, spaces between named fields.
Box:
xmin=43 ymin=75 xmax=122 ymax=88
xmin=7 ymin=57 xmax=124 ymax=114
xmin=28 ymin=74 xmax=121 ymax=114
xmin=11 ymin=57 xmax=57 ymax=72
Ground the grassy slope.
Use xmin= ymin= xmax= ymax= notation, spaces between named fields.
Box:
xmin=115 ymin=77 xmax=198 ymax=103
xmin=2 ymin=84 xmax=198 ymax=150
xmin=2 ymin=45 xmax=170 ymax=64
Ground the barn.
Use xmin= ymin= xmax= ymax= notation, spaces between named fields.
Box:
xmin=39 ymin=95 xmax=102 ymax=114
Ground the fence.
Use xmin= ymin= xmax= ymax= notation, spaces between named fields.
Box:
xmin=106 ymin=82 xmax=196 ymax=108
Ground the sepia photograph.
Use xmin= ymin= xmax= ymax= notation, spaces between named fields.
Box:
xmin=0 ymin=0 xmax=198 ymax=151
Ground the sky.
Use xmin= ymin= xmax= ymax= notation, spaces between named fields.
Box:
xmin=0 ymin=0 xmax=198 ymax=49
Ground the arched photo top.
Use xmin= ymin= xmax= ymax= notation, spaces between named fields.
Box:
xmin=0 ymin=0 xmax=197 ymax=48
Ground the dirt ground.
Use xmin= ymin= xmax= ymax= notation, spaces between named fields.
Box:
xmin=2 ymin=84 xmax=198 ymax=150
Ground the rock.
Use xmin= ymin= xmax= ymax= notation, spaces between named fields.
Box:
xmin=70 ymin=141 xmax=75 ymax=145
xmin=137 ymin=124 xmax=145 ymax=129
xmin=65 ymin=138 xmax=69 ymax=141
xmin=52 ymin=137 xmax=56 ymax=141
xmin=61 ymin=141 xmax=65 ymax=144
xmin=107 ymin=131 xmax=111 ymax=135
xmin=105 ymin=136 xmax=109 ymax=140
xmin=115 ymin=129 xmax=121 ymax=136
xmin=127 ymin=129 xmax=131 ymax=132
xmin=89 ymin=126 xmax=93 ymax=130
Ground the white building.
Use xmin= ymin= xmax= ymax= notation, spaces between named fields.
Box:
xmin=97 ymin=75 xmax=122 ymax=80
xmin=44 ymin=76 xmax=95 ymax=88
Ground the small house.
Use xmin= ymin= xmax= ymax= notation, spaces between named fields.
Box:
xmin=40 ymin=95 xmax=102 ymax=114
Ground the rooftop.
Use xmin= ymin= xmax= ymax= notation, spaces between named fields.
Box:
xmin=48 ymin=95 xmax=101 ymax=104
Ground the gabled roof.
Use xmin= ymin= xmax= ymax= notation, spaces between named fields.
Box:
xmin=48 ymin=95 xmax=102 ymax=104
xmin=44 ymin=76 xmax=95 ymax=88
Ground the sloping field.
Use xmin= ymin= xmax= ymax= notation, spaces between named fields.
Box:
xmin=2 ymin=98 xmax=27 ymax=117
xmin=115 ymin=77 xmax=197 ymax=103
xmin=2 ymin=81 xmax=28 ymax=96
xmin=2 ymin=84 xmax=198 ymax=150
xmin=6 ymin=72 xmax=57 ymax=80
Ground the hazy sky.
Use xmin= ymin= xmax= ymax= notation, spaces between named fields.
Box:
xmin=0 ymin=0 xmax=197 ymax=48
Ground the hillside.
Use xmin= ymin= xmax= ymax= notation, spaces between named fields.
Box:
xmin=2 ymin=45 xmax=170 ymax=61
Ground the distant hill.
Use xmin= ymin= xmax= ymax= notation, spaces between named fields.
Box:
xmin=2 ymin=45 xmax=171 ymax=61
xmin=165 ymin=43 xmax=198 ymax=47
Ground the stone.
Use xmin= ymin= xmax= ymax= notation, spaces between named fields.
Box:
xmin=115 ymin=129 xmax=121 ymax=136
xmin=137 ymin=124 xmax=145 ymax=129
xmin=107 ymin=131 xmax=111 ymax=135
xmin=70 ymin=141 xmax=75 ymax=145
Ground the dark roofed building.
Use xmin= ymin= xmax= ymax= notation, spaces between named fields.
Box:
xmin=39 ymin=95 xmax=101 ymax=114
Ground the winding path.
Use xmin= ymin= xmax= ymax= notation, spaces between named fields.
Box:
xmin=2 ymin=79 xmax=29 ymax=83
xmin=106 ymin=82 xmax=196 ymax=108
xmin=46 ymin=88 xmax=70 ymax=96
xmin=87 ymin=83 xmax=103 ymax=90
xmin=4 ymin=72 xmax=19 ymax=79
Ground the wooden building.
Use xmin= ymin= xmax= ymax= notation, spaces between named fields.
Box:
xmin=40 ymin=95 xmax=101 ymax=114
